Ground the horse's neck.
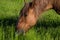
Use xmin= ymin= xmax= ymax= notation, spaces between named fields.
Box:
xmin=33 ymin=0 xmax=53 ymax=17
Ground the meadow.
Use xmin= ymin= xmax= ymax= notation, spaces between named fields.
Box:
xmin=0 ymin=0 xmax=60 ymax=40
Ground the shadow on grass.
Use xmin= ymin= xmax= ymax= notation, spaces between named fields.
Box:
xmin=33 ymin=21 xmax=60 ymax=33
xmin=35 ymin=20 xmax=60 ymax=28
xmin=0 ymin=16 xmax=60 ymax=28
xmin=0 ymin=17 xmax=18 ymax=26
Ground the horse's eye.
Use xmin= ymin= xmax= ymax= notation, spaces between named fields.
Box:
xmin=24 ymin=14 xmax=27 ymax=17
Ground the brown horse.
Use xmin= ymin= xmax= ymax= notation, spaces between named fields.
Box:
xmin=16 ymin=0 xmax=60 ymax=34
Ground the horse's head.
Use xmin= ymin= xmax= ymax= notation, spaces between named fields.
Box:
xmin=16 ymin=2 xmax=37 ymax=35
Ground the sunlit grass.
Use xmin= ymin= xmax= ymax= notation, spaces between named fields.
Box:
xmin=0 ymin=0 xmax=60 ymax=40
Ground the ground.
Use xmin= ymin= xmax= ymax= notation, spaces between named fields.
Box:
xmin=0 ymin=0 xmax=60 ymax=40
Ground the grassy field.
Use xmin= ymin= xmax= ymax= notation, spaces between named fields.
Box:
xmin=0 ymin=0 xmax=60 ymax=40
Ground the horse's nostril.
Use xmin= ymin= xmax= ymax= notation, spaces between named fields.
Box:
xmin=15 ymin=29 xmax=25 ymax=35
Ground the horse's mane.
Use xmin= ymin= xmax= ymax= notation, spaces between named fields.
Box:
xmin=20 ymin=2 xmax=33 ymax=17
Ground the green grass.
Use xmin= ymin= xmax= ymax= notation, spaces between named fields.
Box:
xmin=0 ymin=0 xmax=60 ymax=40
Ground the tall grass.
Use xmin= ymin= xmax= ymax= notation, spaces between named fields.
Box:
xmin=0 ymin=0 xmax=60 ymax=40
